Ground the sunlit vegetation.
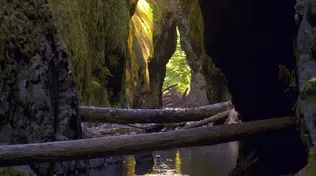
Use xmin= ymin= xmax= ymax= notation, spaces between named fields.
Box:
xmin=163 ymin=27 xmax=191 ymax=94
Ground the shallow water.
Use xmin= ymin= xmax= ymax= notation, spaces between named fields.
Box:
xmin=90 ymin=142 xmax=238 ymax=176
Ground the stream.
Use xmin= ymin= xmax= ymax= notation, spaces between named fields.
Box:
xmin=90 ymin=142 xmax=239 ymax=176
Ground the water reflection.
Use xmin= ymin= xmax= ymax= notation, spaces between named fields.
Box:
xmin=122 ymin=142 xmax=239 ymax=176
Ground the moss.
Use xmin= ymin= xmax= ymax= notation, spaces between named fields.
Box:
xmin=126 ymin=0 xmax=155 ymax=108
xmin=0 ymin=167 xmax=35 ymax=176
xmin=296 ymin=148 xmax=316 ymax=176
xmin=48 ymin=0 xmax=131 ymax=106
xmin=301 ymin=77 xmax=316 ymax=95
xmin=187 ymin=0 xmax=205 ymax=54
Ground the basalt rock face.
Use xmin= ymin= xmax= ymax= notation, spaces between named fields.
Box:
xmin=0 ymin=0 xmax=136 ymax=175
xmin=199 ymin=0 xmax=307 ymax=175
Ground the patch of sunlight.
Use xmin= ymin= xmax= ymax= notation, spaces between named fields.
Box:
xmin=163 ymin=27 xmax=191 ymax=94
xmin=124 ymin=155 xmax=136 ymax=176
xmin=137 ymin=0 xmax=153 ymax=22
xmin=175 ymin=150 xmax=182 ymax=174
xmin=133 ymin=0 xmax=154 ymax=58
xmin=127 ymin=0 xmax=154 ymax=93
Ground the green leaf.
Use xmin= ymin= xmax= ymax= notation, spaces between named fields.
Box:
xmin=163 ymin=27 xmax=191 ymax=94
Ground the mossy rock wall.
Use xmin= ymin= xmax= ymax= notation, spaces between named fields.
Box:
xmin=127 ymin=0 xmax=177 ymax=108
xmin=126 ymin=0 xmax=153 ymax=108
xmin=0 ymin=0 xmax=86 ymax=175
xmin=49 ymin=0 xmax=135 ymax=107
xmin=177 ymin=0 xmax=228 ymax=105
xmin=148 ymin=0 xmax=178 ymax=108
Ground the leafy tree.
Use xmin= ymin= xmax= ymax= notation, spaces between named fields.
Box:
xmin=163 ymin=27 xmax=191 ymax=93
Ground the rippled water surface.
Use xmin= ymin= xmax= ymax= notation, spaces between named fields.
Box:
xmin=90 ymin=142 xmax=238 ymax=176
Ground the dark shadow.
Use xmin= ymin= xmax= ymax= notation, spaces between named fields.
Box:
xmin=134 ymin=152 xmax=154 ymax=175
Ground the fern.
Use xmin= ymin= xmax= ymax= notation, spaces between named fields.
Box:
xmin=92 ymin=78 xmax=101 ymax=88
xmin=301 ymin=77 xmax=316 ymax=95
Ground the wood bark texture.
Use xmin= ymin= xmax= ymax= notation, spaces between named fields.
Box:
xmin=0 ymin=117 xmax=295 ymax=167
xmin=183 ymin=110 xmax=231 ymax=129
xmin=79 ymin=101 xmax=233 ymax=124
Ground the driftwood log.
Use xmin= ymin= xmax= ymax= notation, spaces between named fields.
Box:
xmin=79 ymin=101 xmax=233 ymax=124
xmin=183 ymin=110 xmax=231 ymax=129
xmin=0 ymin=117 xmax=295 ymax=167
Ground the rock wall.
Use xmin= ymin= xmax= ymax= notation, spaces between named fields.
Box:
xmin=177 ymin=0 xmax=228 ymax=105
xmin=49 ymin=0 xmax=136 ymax=107
xmin=0 ymin=0 xmax=136 ymax=175
xmin=127 ymin=0 xmax=229 ymax=109
xmin=126 ymin=0 xmax=153 ymax=108
xmin=294 ymin=0 xmax=316 ymax=175
xmin=198 ymin=0 xmax=307 ymax=175
xmin=127 ymin=0 xmax=177 ymax=109
xmin=0 ymin=1 xmax=83 ymax=175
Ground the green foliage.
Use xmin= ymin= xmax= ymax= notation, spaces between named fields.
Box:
xmin=278 ymin=65 xmax=297 ymax=92
xmin=301 ymin=77 xmax=316 ymax=95
xmin=163 ymin=28 xmax=191 ymax=93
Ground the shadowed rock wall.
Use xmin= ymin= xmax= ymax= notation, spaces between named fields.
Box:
xmin=198 ymin=0 xmax=307 ymax=175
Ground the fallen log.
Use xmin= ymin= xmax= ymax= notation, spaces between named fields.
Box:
xmin=79 ymin=101 xmax=233 ymax=124
xmin=96 ymin=127 xmax=144 ymax=135
xmin=0 ymin=117 xmax=295 ymax=167
xmin=183 ymin=110 xmax=231 ymax=129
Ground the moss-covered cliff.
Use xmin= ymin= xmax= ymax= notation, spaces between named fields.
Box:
xmin=49 ymin=0 xmax=135 ymax=107
xmin=127 ymin=0 xmax=228 ymax=109
xmin=177 ymin=0 xmax=228 ymax=105
xmin=0 ymin=0 xmax=84 ymax=174
xmin=126 ymin=0 xmax=153 ymax=108
xmin=0 ymin=0 xmax=137 ymax=175
xmin=127 ymin=0 xmax=177 ymax=108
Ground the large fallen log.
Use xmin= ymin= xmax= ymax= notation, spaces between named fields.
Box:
xmin=79 ymin=101 xmax=233 ymax=124
xmin=0 ymin=117 xmax=295 ymax=167
xmin=183 ymin=110 xmax=231 ymax=129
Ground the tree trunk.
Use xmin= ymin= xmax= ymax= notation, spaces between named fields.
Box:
xmin=183 ymin=110 xmax=231 ymax=129
xmin=0 ymin=117 xmax=295 ymax=167
xmin=79 ymin=101 xmax=233 ymax=124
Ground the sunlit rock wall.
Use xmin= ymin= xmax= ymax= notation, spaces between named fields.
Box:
xmin=127 ymin=0 xmax=153 ymax=108
xmin=127 ymin=0 xmax=177 ymax=108
xmin=128 ymin=0 xmax=228 ymax=109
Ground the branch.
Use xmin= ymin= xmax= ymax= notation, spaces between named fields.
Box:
xmin=183 ymin=110 xmax=231 ymax=129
